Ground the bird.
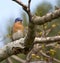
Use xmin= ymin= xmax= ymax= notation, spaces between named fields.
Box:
xmin=12 ymin=18 xmax=24 ymax=41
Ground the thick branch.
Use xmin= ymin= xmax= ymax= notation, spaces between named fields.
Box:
xmin=0 ymin=38 xmax=25 ymax=62
xmin=32 ymin=9 xmax=60 ymax=25
xmin=24 ymin=23 xmax=35 ymax=52
xmin=0 ymin=36 xmax=60 ymax=62
xmin=34 ymin=36 xmax=60 ymax=44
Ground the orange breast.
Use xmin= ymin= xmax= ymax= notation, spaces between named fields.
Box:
xmin=13 ymin=22 xmax=24 ymax=33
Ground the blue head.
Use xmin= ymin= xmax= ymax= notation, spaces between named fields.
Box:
xmin=15 ymin=18 xmax=22 ymax=23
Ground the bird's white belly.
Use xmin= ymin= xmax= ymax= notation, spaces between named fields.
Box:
xmin=12 ymin=30 xmax=24 ymax=40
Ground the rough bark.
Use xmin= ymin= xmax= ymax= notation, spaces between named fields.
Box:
xmin=32 ymin=9 xmax=60 ymax=25
xmin=0 ymin=36 xmax=60 ymax=62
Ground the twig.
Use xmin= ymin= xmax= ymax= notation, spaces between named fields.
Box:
xmin=26 ymin=49 xmax=33 ymax=63
xmin=11 ymin=55 xmax=25 ymax=63
xmin=28 ymin=0 xmax=31 ymax=8
xmin=40 ymin=50 xmax=60 ymax=63
xmin=7 ymin=58 xmax=13 ymax=63
xmin=12 ymin=0 xmax=28 ymax=12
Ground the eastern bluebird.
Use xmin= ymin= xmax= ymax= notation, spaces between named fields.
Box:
xmin=12 ymin=18 xmax=24 ymax=40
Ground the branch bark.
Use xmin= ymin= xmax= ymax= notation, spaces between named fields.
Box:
xmin=0 ymin=36 xmax=60 ymax=62
xmin=0 ymin=38 xmax=24 ymax=62
xmin=40 ymin=50 xmax=60 ymax=63
xmin=11 ymin=55 xmax=25 ymax=63
xmin=34 ymin=36 xmax=60 ymax=44
xmin=32 ymin=9 xmax=60 ymax=25
xmin=7 ymin=58 xmax=13 ymax=63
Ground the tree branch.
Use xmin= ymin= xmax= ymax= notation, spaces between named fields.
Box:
xmin=12 ymin=0 xmax=27 ymax=11
xmin=40 ymin=50 xmax=60 ymax=63
xmin=32 ymin=9 xmax=60 ymax=25
xmin=11 ymin=55 xmax=25 ymax=63
xmin=13 ymin=0 xmax=32 ymax=16
xmin=0 ymin=38 xmax=25 ymax=62
xmin=28 ymin=0 xmax=31 ymax=9
xmin=12 ymin=55 xmax=47 ymax=63
xmin=7 ymin=58 xmax=13 ymax=63
xmin=0 ymin=35 xmax=60 ymax=62
xmin=34 ymin=36 xmax=60 ymax=44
